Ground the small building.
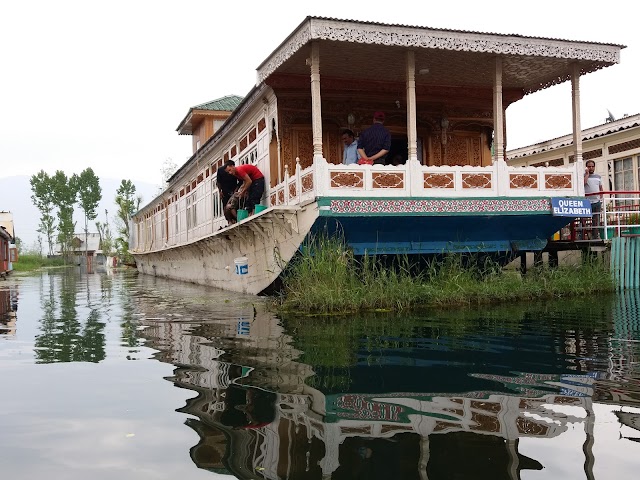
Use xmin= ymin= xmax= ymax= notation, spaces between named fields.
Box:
xmin=507 ymin=113 xmax=640 ymax=192
xmin=0 ymin=211 xmax=17 ymax=275
xmin=56 ymin=232 xmax=106 ymax=268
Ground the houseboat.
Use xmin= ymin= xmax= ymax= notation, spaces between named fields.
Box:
xmin=130 ymin=17 xmax=624 ymax=294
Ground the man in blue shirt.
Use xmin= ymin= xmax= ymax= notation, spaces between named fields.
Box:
xmin=357 ymin=111 xmax=391 ymax=165
xmin=341 ymin=129 xmax=360 ymax=165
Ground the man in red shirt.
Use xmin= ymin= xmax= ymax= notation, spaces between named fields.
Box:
xmin=224 ymin=160 xmax=265 ymax=217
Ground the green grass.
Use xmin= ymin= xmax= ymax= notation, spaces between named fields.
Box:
xmin=11 ymin=254 xmax=67 ymax=272
xmin=274 ymin=235 xmax=615 ymax=314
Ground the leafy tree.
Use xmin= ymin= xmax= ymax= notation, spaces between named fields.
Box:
xmin=75 ymin=168 xmax=102 ymax=259
xmin=114 ymin=180 xmax=141 ymax=263
xmin=29 ymin=170 xmax=57 ymax=256
xmin=95 ymin=209 xmax=113 ymax=257
xmin=51 ymin=170 xmax=78 ymax=259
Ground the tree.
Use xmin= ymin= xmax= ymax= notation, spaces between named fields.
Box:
xmin=51 ymin=170 xmax=78 ymax=259
xmin=30 ymin=170 xmax=57 ymax=256
xmin=161 ymin=157 xmax=177 ymax=184
xmin=114 ymin=179 xmax=142 ymax=264
xmin=95 ymin=209 xmax=113 ymax=257
xmin=75 ymin=168 xmax=102 ymax=260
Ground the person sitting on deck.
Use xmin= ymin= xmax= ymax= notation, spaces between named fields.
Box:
xmin=216 ymin=166 xmax=241 ymax=225
xmin=224 ymin=160 xmax=265 ymax=217
xmin=357 ymin=111 xmax=391 ymax=165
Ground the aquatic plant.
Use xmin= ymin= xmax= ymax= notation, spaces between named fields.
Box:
xmin=274 ymin=234 xmax=614 ymax=314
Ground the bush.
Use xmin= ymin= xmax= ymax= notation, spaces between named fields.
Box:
xmin=11 ymin=254 xmax=66 ymax=272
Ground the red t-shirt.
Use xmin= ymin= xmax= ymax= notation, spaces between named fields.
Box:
xmin=235 ymin=164 xmax=264 ymax=181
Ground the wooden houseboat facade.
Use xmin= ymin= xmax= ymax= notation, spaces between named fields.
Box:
xmin=129 ymin=17 xmax=624 ymax=293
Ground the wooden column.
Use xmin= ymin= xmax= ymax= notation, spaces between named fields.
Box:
xmin=492 ymin=57 xmax=504 ymax=163
xmin=572 ymin=63 xmax=583 ymax=166
xmin=406 ymin=50 xmax=418 ymax=162
xmin=309 ymin=42 xmax=324 ymax=161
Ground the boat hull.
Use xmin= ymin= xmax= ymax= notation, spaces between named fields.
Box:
xmin=133 ymin=206 xmax=319 ymax=295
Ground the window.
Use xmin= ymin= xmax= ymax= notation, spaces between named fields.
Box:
xmin=614 ymin=157 xmax=634 ymax=191
xmin=239 ymin=147 xmax=257 ymax=165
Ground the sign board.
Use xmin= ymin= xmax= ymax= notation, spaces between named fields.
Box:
xmin=551 ymin=198 xmax=592 ymax=217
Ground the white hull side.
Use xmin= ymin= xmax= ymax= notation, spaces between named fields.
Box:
xmin=133 ymin=205 xmax=319 ymax=295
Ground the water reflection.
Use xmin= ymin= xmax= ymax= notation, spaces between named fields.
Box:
xmin=34 ymin=271 xmax=106 ymax=363
xmin=134 ymin=286 xmax=640 ymax=479
xmin=0 ymin=283 xmax=18 ymax=335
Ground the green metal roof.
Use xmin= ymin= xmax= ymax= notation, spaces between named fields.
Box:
xmin=193 ymin=95 xmax=243 ymax=112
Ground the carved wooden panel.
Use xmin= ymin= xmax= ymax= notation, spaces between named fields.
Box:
xmin=301 ymin=173 xmax=314 ymax=193
xmin=609 ymin=139 xmax=640 ymax=155
xmin=278 ymin=190 xmax=285 ymax=204
xmin=462 ymin=173 xmax=492 ymax=189
xmin=545 ymin=174 xmax=572 ymax=189
xmin=445 ymin=133 xmax=483 ymax=166
xmin=289 ymin=180 xmax=297 ymax=199
xmin=270 ymin=192 xmax=277 ymax=206
xmin=330 ymin=171 xmax=364 ymax=188
xmin=372 ymin=172 xmax=404 ymax=189
xmin=424 ymin=173 xmax=454 ymax=188
xmin=510 ymin=173 xmax=538 ymax=189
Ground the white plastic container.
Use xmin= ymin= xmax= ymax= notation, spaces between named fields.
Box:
xmin=234 ymin=257 xmax=248 ymax=275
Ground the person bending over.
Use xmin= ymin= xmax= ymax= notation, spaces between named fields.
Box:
xmin=224 ymin=160 xmax=265 ymax=216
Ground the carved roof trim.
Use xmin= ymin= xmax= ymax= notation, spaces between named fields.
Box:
xmin=257 ymin=17 xmax=624 ymax=84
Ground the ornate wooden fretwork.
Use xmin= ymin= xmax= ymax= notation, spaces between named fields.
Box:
xmin=462 ymin=173 xmax=492 ymax=189
xmin=330 ymin=171 xmax=365 ymax=189
xmin=545 ymin=174 xmax=572 ymax=189
xmin=301 ymin=173 xmax=314 ymax=193
xmin=257 ymin=19 xmax=620 ymax=90
xmin=609 ymin=139 xmax=640 ymax=155
xmin=423 ymin=173 xmax=454 ymax=188
xmin=510 ymin=173 xmax=538 ymax=189
xmin=372 ymin=172 xmax=404 ymax=189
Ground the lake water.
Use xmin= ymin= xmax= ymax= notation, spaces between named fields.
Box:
xmin=1 ymin=269 xmax=639 ymax=479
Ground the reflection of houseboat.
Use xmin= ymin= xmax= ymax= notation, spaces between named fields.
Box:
xmin=138 ymin=306 xmax=604 ymax=479
xmin=129 ymin=17 xmax=624 ymax=294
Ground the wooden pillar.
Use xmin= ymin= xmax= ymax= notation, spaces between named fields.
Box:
xmin=406 ymin=50 xmax=418 ymax=162
xmin=572 ymin=63 xmax=583 ymax=168
xmin=492 ymin=57 xmax=504 ymax=163
xmin=309 ymin=42 xmax=323 ymax=161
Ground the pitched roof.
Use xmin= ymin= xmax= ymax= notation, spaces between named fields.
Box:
xmin=192 ymin=95 xmax=243 ymax=112
xmin=176 ymin=95 xmax=244 ymax=135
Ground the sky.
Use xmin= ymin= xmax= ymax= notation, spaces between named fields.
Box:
xmin=1 ymin=0 xmax=639 ymax=186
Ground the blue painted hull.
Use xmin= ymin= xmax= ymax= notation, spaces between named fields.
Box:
xmin=311 ymin=212 xmax=571 ymax=255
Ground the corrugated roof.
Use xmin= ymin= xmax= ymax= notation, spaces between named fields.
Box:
xmin=193 ymin=95 xmax=243 ymax=112
xmin=507 ymin=113 xmax=640 ymax=159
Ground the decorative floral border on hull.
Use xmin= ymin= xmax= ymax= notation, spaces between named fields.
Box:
xmin=329 ymin=198 xmax=551 ymax=214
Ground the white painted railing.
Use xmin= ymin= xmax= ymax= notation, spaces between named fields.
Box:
xmin=132 ymin=157 xmax=583 ymax=254
xmin=268 ymin=157 xmax=583 ymax=206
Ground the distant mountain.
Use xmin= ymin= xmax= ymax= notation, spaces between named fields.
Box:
xmin=0 ymin=175 xmax=160 ymax=251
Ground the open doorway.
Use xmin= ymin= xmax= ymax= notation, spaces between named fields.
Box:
xmin=386 ymin=136 xmax=408 ymax=165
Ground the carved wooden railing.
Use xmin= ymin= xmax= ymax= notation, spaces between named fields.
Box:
xmin=268 ymin=157 xmax=583 ymax=205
